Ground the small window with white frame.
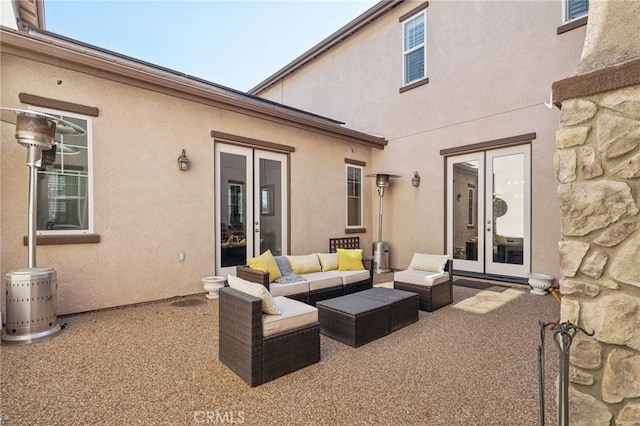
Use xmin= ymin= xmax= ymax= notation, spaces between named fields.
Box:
xmin=564 ymin=0 xmax=588 ymax=23
xmin=402 ymin=10 xmax=426 ymax=86
xmin=31 ymin=108 xmax=93 ymax=234
xmin=346 ymin=164 xmax=363 ymax=228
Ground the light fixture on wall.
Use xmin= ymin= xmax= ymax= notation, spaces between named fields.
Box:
xmin=177 ymin=149 xmax=190 ymax=171
xmin=411 ymin=171 xmax=421 ymax=187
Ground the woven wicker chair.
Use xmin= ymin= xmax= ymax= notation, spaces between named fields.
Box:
xmin=218 ymin=287 xmax=320 ymax=386
xmin=394 ymin=259 xmax=453 ymax=312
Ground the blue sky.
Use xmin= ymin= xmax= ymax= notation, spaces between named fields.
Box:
xmin=44 ymin=0 xmax=378 ymax=92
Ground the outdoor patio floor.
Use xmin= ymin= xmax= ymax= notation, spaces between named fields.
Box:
xmin=1 ymin=280 xmax=560 ymax=425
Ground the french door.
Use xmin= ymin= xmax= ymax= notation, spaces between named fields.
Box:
xmin=446 ymin=145 xmax=531 ymax=278
xmin=215 ymin=144 xmax=288 ymax=277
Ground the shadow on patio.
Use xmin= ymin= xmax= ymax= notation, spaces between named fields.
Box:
xmin=1 ymin=281 xmax=559 ymax=425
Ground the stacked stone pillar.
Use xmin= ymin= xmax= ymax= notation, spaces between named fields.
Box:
xmin=551 ymin=3 xmax=640 ymax=424
xmin=554 ymin=86 xmax=640 ymax=425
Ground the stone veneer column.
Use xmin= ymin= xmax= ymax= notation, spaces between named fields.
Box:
xmin=555 ymin=87 xmax=640 ymax=425
xmin=552 ymin=2 xmax=640 ymax=424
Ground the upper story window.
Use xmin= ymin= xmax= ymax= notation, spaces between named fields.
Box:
xmin=564 ymin=0 xmax=588 ymax=23
xmin=402 ymin=10 xmax=426 ymax=86
xmin=31 ymin=108 xmax=93 ymax=234
xmin=346 ymin=164 xmax=363 ymax=229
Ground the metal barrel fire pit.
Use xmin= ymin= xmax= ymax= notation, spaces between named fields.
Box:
xmin=3 ymin=268 xmax=61 ymax=344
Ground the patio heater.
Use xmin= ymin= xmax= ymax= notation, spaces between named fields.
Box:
xmin=367 ymin=172 xmax=400 ymax=274
xmin=1 ymin=108 xmax=85 ymax=345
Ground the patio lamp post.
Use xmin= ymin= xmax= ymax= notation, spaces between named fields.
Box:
xmin=367 ymin=172 xmax=400 ymax=274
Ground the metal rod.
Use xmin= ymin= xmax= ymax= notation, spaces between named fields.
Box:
xmin=377 ymin=187 xmax=384 ymax=241
xmin=26 ymin=146 xmax=41 ymax=268
xmin=538 ymin=321 xmax=546 ymax=426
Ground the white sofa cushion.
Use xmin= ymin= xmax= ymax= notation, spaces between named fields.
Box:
xmin=262 ymin=296 xmax=318 ymax=337
xmin=287 ymin=254 xmax=322 ymax=274
xmin=408 ymin=253 xmax=449 ymax=273
xmin=300 ymin=272 xmax=343 ymax=291
xmin=394 ymin=269 xmax=449 ymax=287
xmin=317 ymin=253 xmax=339 ymax=272
xmin=228 ymin=274 xmax=281 ymax=315
xmin=269 ymin=280 xmax=310 ymax=298
xmin=329 ymin=270 xmax=370 ymax=285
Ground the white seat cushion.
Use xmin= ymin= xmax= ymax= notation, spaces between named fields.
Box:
xmin=262 ymin=296 xmax=318 ymax=337
xmin=394 ymin=269 xmax=449 ymax=287
xmin=329 ymin=270 xmax=370 ymax=285
xmin=269 ymin=280 xmax=310 ymax=298
xmin=300 ymin=272 xmax=343 ymax=291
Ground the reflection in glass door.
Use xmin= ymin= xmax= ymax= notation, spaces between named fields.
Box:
xmin=447 ymin=145 xmax=530 ymax=278
xmin=255 ymin=151 xmax=287 ymax=257
xmin=485 ymin=146 xmax=530 ymax=277
xmin=215 ymin=144 xmax=287 ymax=277
xmin=448 ymin=153 xmax=485 ymax=273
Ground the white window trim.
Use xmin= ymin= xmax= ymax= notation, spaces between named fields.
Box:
xmin=29 ymin=106 xmax=94 ymax=235
xmin=563 ymin=0 xmax=588 ymax=24
xmin=346 ymin=164 xmax=364 ymax=229
xmin=402 ymin=10 xmax=426 ymax=86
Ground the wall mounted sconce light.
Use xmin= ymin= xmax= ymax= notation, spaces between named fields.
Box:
xmin=411 ymin=171 xmax=421 ymax=187
xmin=457 ymin=193 xmax=463 ymax=201
xmin=177 ymin=149 xmax=190 ymax=171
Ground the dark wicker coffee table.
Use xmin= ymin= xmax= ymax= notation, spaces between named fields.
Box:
xmin=356 ymin=287 xmax=419 ymax=332
xmin=316 ymin=288 xmax=418 ymax=347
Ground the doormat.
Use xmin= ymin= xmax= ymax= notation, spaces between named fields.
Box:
xmin=454 ymin=279 xmax=509 ymax=292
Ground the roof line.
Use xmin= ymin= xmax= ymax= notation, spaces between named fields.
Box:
xmin=26 ymin=26 xmax=346 ymax=125
xmin=0 ymin=26 xmax=387 ymax=148
xmin=249 ymin=0 xmax=403 ymax=95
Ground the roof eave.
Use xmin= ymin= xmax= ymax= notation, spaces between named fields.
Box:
xmin=0 ymin=26 xmax=387 ymax=149
xmin=249 ymin=0 xmax=404 ymax=95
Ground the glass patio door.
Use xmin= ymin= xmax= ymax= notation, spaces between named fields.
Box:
xmin=447 ymin=145 xmax=530 ymax=278
xmin=215 ymin=144 xmax=288 ymax=277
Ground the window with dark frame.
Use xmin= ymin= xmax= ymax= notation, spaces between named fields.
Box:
xmin=564 ymin=0 xmax=588 ymax=22
xmin=402 ymin=10 xmax=426 ymax=86
xmin=32 ymin=109 xmax=92 ymax=234
xmin=346 ymin=164 xmax=363 ymax=228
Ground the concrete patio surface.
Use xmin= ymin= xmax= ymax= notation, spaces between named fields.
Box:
xmin=1 ymin=282 xmax=560 ymax=425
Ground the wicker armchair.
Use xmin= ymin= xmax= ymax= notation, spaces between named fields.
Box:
xmin=218 ymin=287 xmax=320 ymax=386
xmin=394 ymin=259 xmax=454 ymax=312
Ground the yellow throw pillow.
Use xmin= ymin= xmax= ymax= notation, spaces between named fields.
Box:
xmin=247 ymin=250 xmax=282 ymax=283
xmin=337 ymin=248 xmax=365 ymax=271
xmin=317 ymin=253 xmax=339 ymax=272
xmin=287 ymin=254 xmax=322 ymax=274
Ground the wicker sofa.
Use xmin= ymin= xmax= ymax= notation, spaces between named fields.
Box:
xmin=219 ymin=286 xmax=320 ymax=386
xmin=236 ymin=237 xmax=373 ymax=306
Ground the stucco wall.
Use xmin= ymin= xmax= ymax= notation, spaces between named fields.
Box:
xmin=258 ymin=0 xmax=587 ymax=275
xmin=1 ymin=54 xmax=373 ymax=314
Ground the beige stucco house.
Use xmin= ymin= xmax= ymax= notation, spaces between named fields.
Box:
xmin=2 ymin=0 xmax=590 ymax=315
xmin=252 ymin=0 xmax=589 ymax=282
xmin=1 ymin=2 xmax=385 ymax=315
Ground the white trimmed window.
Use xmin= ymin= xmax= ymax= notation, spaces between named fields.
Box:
xmin=564 ymin=0 xmax=588 ymax=22
xmin=32 ymin=108 xmax=93 ymax=234
xmin=402 ymin=10 xmax=426 ymax=85
xmin=346 ymin=164 xmax=363 ymax=228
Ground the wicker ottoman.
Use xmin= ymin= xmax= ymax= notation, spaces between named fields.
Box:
xmin=356 ymin=287 xmax=419 ymax=332
xmin=317 ymin=293 xmax=390 ymax=347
